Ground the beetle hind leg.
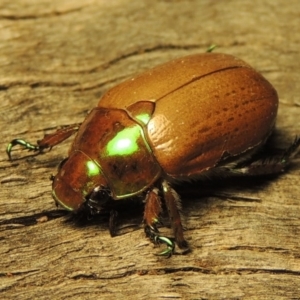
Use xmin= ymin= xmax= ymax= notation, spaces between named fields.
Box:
xmin=233 ymin=136 xmax=300 ymax=176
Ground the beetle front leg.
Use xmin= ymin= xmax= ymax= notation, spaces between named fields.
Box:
xmin=6 ymin=123 xmax=81 ymax=160
xmin=6 ymin=139 xmax=40 ymax=160
xmin=143 ymin=187 xmax=175 ymax=256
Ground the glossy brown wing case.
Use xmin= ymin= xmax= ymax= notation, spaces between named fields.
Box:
xmin=98 ymin=53 xmax=278 ymax=178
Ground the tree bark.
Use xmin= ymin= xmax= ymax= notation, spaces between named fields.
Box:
xmin=0 ymin=0 xmax=299 ymax=299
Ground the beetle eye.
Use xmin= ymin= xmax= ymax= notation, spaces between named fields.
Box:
xmin=86 ymin=185 xmax=111 ymax=214
xmin=96 ymin=187 xmax=111 ymax=202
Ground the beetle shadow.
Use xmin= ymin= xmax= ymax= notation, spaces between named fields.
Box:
xmin=64 ymin=175 xmax=279 ymax=237
xmin=65 ymin=197 xmax=146 ymax=236
xmin=0 ymin=209 xmax=69 ymax=227
xmin=178 ymin=175 xmax=275 ymax=204
xmin=0 ymin=173 xmax=287 ymax=237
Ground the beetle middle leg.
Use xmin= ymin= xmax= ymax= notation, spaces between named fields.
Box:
xmin=162 ymin=180 xmax=189 ymax=250
xmin=144 ymin=187 xmax=176 ymax=256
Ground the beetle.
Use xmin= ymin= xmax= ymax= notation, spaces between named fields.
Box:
xmin=7 ymin=52 xmax=300 ymax=256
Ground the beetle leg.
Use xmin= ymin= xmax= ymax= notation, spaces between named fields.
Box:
xmin=233 ymin=136 xmax=300 ymax=176
xmin=143 ymin=188 xmax=162 ymax=240
xmin=109 ymin=210 xmax=118 ymax=237
xmin=144 ymin=225 xmax=175 ymax=258
xmin=143 ymin=188 xmax=175 ymax=256
xmin=37 ymin=124 xmax=81 ymax=149
xmin=162 ymin=180 xmax=189 ymax=250
xmin=7 ymin=123 xmax=81 ymax=160
xmin=143 ymin=188 xmax=162 ymax=229
xmin=6 ymin=139 xmax=39 ymax=160
xmin=277 ymin=136 xmax=300 ymax=166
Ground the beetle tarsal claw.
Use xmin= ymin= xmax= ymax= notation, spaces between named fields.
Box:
xmin=144 ymin=225 xmax=175 ymax=257
xmin=144 ymin=224 xmax=158 ymax=237
xmin=6 ymin=139 xmax=40 ymax=160
xmin=154 ymin=236 xmax=175 ymax=257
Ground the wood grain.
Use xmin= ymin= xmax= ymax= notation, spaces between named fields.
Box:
xmin=0 ymin=0 xmax=299 ymax=299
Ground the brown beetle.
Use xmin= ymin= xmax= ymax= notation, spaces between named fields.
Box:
xmin=7 ymin=53 xmax=300 ymax=256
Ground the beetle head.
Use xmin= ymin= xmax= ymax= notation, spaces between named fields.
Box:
xmin=52 ymin=150 xmax=109 ymax=212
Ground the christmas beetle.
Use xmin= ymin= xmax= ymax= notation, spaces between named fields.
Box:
xmin=7 ymin=53 xmax=300 ymax=256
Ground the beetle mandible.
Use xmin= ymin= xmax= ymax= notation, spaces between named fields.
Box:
xmin=7 ymin=52 xmax=300 ymax=256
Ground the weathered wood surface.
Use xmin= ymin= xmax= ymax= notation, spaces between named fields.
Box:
xmin=0 ymin=0 xmax=299 ymax=299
